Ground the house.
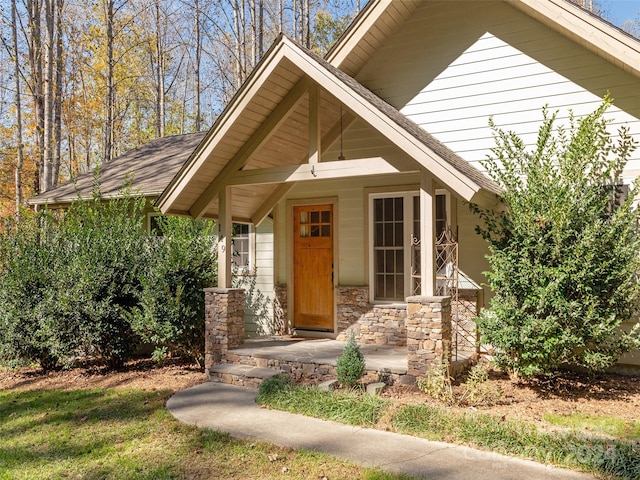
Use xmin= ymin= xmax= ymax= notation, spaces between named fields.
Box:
xmin=158 ymin=0 xmax=640 ymax=373
xmin=28 ymin=133 xmax=276 ymax=337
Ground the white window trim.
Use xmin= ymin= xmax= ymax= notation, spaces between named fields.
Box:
xmin=232 ymin=222 xmax=255 ymax=274
xmin=367 ymin=189 xmax=450 ymax=303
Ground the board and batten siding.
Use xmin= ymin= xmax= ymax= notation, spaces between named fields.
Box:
xmin=354 ymin=0 xmax=640 ymax=182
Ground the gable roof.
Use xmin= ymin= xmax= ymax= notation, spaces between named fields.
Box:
xmin=29 ymin=132 xmax=206 ymax=207
xmin=157 ymin=35 xmax=499 ymax=222
xmin=327 ymin=0 xmax=640 ymax=80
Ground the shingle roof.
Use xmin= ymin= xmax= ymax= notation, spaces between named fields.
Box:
xmin=29 ymin=132 xmax=206 ymax=206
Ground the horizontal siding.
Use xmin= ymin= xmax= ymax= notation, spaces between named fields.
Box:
xmin=354 ymin=1 xmax=640 ymax=182
xmin=277 ymin=173 xmax=423 ymax=286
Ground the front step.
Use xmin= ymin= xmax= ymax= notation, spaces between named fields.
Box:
xmin=209 ymin=363 xmax=283 ymax=389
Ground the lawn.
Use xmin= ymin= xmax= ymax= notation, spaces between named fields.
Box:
xmin=0 ymin=385 xmax=411 ymax=479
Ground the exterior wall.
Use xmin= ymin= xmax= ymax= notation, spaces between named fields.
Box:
xmin=456 ymin=196 xmax=492 ymax=306
xmin=335 ymin=286 xmax=407 ymax=346
xmin=275 ymin=173 xmax=420 ymax=287
xmin=353 ymin=1 xmax=640 ymax=181
xmin=232 ymin=219 xmax=275 ymax=336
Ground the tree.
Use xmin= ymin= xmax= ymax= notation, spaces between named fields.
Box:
xmin=471 ymin=97 xmax=640 ymax=378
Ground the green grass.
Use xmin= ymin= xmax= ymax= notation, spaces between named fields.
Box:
xmin=0 ymin=388 xmax=413 ymax=480
xmin=543 ymin=412 xmax=640 ymax=440
xmin=258 ymin=385 xmax=640 ymax=480
xmin=257 ymin=383 xmax=389 ymax=426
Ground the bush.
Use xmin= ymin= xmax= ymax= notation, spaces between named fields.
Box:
xmin=0 ymin=184 xmax=218 ymax=370
xmin=51 ymin=190 xmax=147 ymax=368
xmin=471 ymin=97 xmax=640 ymax=377
xmin=132 ymin=214 xmax=217 ymax=367
xmin=0 ymin=212 xmax=60 ymax=369
xmin=416 ymin=361 xmax=454 ymax=404
xmin=336 ymin=331 xmax=365 ymax=388
xmin=257 ymin=374 xmax=296 ymax=399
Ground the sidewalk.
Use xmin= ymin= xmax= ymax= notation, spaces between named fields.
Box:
xmin=167 ymin=382 xmax=594 ymax=480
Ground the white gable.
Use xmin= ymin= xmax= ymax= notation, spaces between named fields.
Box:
xmin=400 ymin=31 xmax=640 ymax=181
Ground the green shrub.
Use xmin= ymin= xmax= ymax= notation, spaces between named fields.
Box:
xmin=0 ymin=212 xmax=60 ymax=369
xmin=471 ymin=97 xmax=640 ymax=377
xmin=0 ymin=183 xmax=217 ymax=370
xmin=459 ymin=362 xmax=502 ymax=406
xmin=53 ymin=190 xmax=147 ymax=368
xmin=336 ymin=331 xmax=365 ymax=388
xmin=132 ymin=214 xmax=217 ymax=367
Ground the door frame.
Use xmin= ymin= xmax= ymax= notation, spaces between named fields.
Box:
xmin=286 ymin=197 xmax=339 ymax=337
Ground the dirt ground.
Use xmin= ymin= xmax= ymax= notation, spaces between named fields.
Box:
xmin=2 ymin=358 xmax=639 ymax=427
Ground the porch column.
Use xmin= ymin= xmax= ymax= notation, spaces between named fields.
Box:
xmin=204 ymin=288 xmax=245 ymax=369
xmin=406 ymin=295 xmax=452 ymax=376
xmin=419 ymin=171 xmax=436 ymax=296
xmin=218 ymin=186 xmax=233 ymax=288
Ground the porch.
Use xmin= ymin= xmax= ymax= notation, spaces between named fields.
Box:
xmin=209 ymin=337 xmax=474 ymax=389
xmin=205 ymin=288 xmax=476 ymax=388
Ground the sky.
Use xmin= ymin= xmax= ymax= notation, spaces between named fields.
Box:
xmin=603 ymin=0 xmax=640 ymax=27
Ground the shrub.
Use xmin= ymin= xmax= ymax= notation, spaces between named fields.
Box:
xmin=0 ymin=212 xmax=60 ymax=369
xmin=336 ymin=331 xmax=365 ymax=388
xmin=53 ymin=190 xmax=147 ymax=368
xmin=132 ymin=214 xmax=217 ymax=367
xmin=416 ymin=361 xmax=454 ymax=404
xmin=471 ymin=97 xmax=640 ymax=377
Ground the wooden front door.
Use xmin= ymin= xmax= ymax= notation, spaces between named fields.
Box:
xmin=293 ymin=204 xmax=334 ymax=331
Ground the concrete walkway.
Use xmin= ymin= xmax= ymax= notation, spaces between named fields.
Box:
xmin=167 ymin=382 xmax=594 ymax=480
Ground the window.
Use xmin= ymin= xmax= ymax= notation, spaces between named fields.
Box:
xmin=232 ymin=223 xmax=252 ymax=271
xmin=147 ymin=212 xmax=164 ymax=235
xmin=369 ymin=190 xmax=449 ymax=302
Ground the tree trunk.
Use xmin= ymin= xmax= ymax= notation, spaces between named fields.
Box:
xmin=104 ymin=0 xmax=115 ymax=162
xmin=194 ymin=0 xmax=201 ymax=131
xmin=154 ymin=0 xmax=165 ymax=137
xmin=12 ymin=0 xmax=24 ymax=221
xmin=27 ymin=0 xmax=44 ymax=193
xmin=52 ymin=0 xmax=64 ymax=187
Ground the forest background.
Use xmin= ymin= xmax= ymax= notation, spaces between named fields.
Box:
xmin=0 ymin=0 xmax=638 ymax=220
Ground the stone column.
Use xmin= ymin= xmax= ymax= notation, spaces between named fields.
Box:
xmin=204 ymin=288 xmax=245 ymax=370
xmin=406 ymin=296 xmax=452 ymax=376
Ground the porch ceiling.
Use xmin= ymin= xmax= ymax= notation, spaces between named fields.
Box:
xmin=157 ymin=35 xmax=500 ymax=223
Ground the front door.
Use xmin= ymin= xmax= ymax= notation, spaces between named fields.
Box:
xmin=293 ymin=204 xmax=334 ymax=331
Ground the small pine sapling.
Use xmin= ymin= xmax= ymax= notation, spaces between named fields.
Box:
xmin=336 ymin=331 xmax=365 ymax=388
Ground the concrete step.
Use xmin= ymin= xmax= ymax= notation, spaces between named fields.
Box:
xmin=208 ymin=363 xmax=283 ymax=389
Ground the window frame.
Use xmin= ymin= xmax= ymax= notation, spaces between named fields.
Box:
xmin=367 ymin=189 xmax=450 ymax=303
xmin=231 ymin=222 xmax=255 ymax=273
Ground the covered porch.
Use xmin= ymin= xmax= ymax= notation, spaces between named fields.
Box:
xmin=208 ymin=336 xmax=474 ymax=389
xmin=157 ymin=35 xmax=499 ymax=385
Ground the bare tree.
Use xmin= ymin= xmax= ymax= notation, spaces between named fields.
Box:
xmin=12 ymin=0 xmax=25 ymax=220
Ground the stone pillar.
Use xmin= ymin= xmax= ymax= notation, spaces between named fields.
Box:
xmin=406 ymin=296 xmax=452 ymax=376
xmin=204 ymin=288 xmax=245 ymax=370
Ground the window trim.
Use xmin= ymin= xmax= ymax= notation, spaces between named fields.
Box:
xmin=367 ymin=189 xmax=450 ymax=303
xmin=231 ymin=222 xmax=255 ymax=274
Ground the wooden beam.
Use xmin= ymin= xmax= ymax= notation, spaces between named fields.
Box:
xmin=420 ymin=171 xmax=436 ymax=296
xmin=252 ymin=183 xmax=295 ymax=226
xmin=189 ymin=77 xmax=310 ymax=219
xmin=229 ymin=157 xmax=410 ymax=186
xmin=248 ymin=110 xmax=357 ymax=225
xmin=217 ymin=186 xmax=233 ymax=288
xmin=308 ymin=84 xmax=320 ymax=165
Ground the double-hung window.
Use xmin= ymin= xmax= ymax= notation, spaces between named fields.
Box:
xmin=369 ymin=190 xmax=449 ymax=302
